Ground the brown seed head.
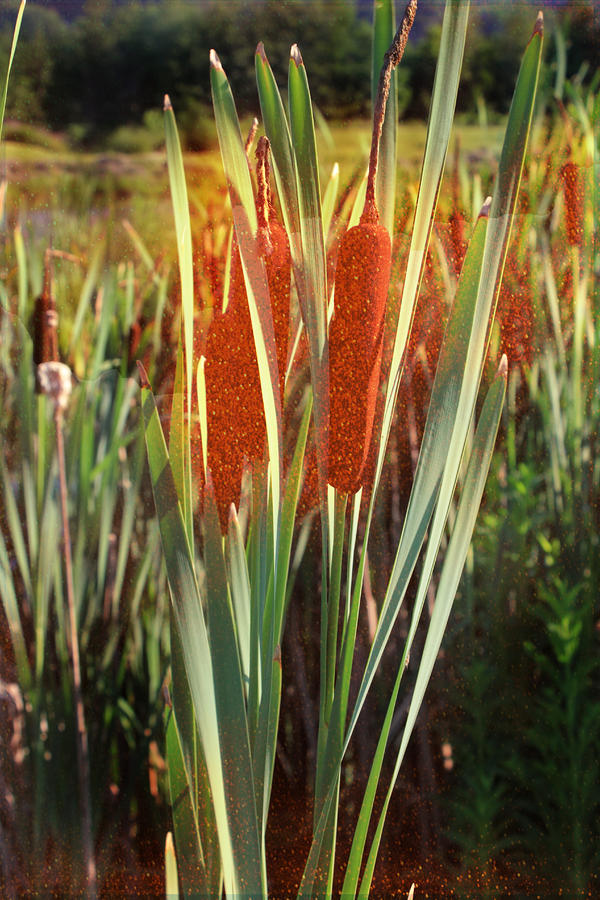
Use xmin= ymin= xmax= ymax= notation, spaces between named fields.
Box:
xmin=328 ymin=222 xmax=392 ymax=493
xmin=560 ymin=161 xmax=584 ymax=246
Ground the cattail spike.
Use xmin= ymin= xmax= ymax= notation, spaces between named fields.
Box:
xmin=363 ymin=0 xmax=418 ymax=224
xmin=560 ymin=161 xmax=583 ymax=246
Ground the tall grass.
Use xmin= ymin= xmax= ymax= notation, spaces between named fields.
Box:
xmin=140 ymin=1 xmax=543 ymax=895
xmin=2 ymin=21 xmax=172 ymax=882
xmin=436 ymin=63 xmax=599 ymax=897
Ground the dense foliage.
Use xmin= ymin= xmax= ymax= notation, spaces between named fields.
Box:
xmin=0 ymin=0 xmax=597 ymax=146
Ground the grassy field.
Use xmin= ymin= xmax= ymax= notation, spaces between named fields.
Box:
xmin=2 ymin=119 xmax=505 ymax=259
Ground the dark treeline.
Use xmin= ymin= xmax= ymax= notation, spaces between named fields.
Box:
xmin=0 ymin=0 xmax=596 ymax=148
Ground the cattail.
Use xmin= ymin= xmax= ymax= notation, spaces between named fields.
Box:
xmin=204 ymin=139 xmax=291 ymax=531
xmin=33 ymin=249 xmax=60 ymax=394
xmin=33 ymin=252 xmax=59 ymax=366
xmin=204 ymin=242 xmax=262 ymax=531
xmin=560 ymin=160 xmax=584 ymax=247
xmin=328 ymin=0 xmax=416 ymax=494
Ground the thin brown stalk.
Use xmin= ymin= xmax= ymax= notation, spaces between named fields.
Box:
xmin=362 ymin=0 xmax=418 ymax=225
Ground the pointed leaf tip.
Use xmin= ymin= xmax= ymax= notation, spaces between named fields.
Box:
xmin=479 ymin=196 xmax=492 ymax=219
xmin=290 ymin=43 xmax=303 ymax=66
xmin=210 ymin=48 xmax=222 ymax=69
xmin=533 ymin=11 xmax=543 ymax=37
xmin=497 ymin=354 xmax=508 ymax=380
xmin=136 ymin=360 xmax=150 ymax=389
xmin=163 ymin=94 xmax=171 ymax=111
xmin=256 ymin=41 xmax=267 ymax=60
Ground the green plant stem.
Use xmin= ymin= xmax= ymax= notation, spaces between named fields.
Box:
xmin=325 ymin=491 xmax=347 ymax=723
xmin=55 ymin=405 xmax=96 ymax=899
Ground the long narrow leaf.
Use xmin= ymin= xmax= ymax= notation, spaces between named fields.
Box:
xmin=359 ymin=359 xmax=507 ymax=897
xmin=140 ymin=373 xmax=244 ymax=896
xmin=203 ymin=483 xmax=265 ymax=896
xmin=164 ymin=97 xmax=194 ymax=543
xmin=0 ymin=0 xmax=26 ymax=141
xmin=372 ymin=0 xmax=397 ymax=236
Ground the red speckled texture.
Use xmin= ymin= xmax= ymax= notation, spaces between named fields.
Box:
xmin=264 ymin=219 xmax=291 ymax=404
xmin=328 ymin=222 xmax=392 ymax=494
xmin=204 ymin=223 xmax=290 ymax=532
xmin=560 ymin=161 xmax=584 ymax=247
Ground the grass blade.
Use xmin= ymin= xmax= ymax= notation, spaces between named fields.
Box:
xmin=165 ymin=832 xmax=179 ymax=899
xmin=372 ymin=0 xmax=397 ymax=236
xmin=203 ymin=483 xmax=265 ymax=896
xmin=288 ymin=45 xmax=328 ymax=364
xmin=164 ymin=96 xmax=194 ymax=541
xmin=373 ymin=0 xmax=470 ymax=508
xmin=0 ymin=0 xmax=26 ymax=141
xmin=140 ymin=372 xmax=247 ymax=896
xmin=358 ymin=360 xmax=507 ymax=898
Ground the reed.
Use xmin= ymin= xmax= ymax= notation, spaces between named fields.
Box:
xmin=140 ymin=2 xmax=543 ymax=896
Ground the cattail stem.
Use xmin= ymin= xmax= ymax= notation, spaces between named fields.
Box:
xmin=362 ymin=0 xmax=418 ymax=225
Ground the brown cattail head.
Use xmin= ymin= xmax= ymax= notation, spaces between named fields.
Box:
xmin=204 ymin=243 xmax=264 ymax=531
xmin=328 ymin=222 xmax=392 ymax=493
xmin=560 ymin=160 xmax=584 ymax=246
xmin=33 ymin=255 xmax=59 ymax=368
xmin=327 ymin=3 xmax=415 ymax=493
xmin=33 ymin=252 xmax=60 ymax=394
xmin=204 ymin=136 xmax=291 ymax=531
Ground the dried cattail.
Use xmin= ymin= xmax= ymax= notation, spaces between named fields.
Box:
xmin=560 ymin=160 xmax=584 ymax=247
xmin=328 ymin=0 xmax=416 ymax=494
